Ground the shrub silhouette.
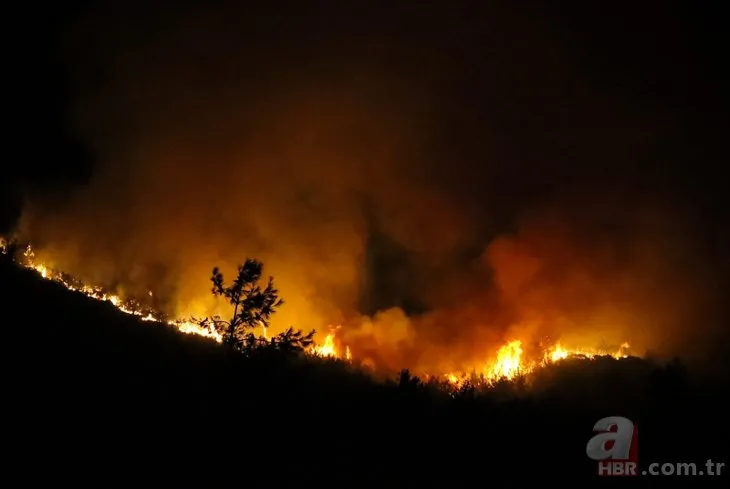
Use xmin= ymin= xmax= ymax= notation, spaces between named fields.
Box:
xmin=267 ymin=327 xmax=316 ymax=353
xmin=398 ymin=368 xmax=421 ymax=392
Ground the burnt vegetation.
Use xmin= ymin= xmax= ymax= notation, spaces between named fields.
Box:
xmin=2 ymin=254 xmax=728 ymax=487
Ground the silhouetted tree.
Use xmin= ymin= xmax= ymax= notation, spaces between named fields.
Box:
xmin=398 ymin=369 xmax=421 ymax=390
xmin=198 ymin=259 xmax=283 ymax=350
xmin=197 ymin=259 xmax=315 ymax=354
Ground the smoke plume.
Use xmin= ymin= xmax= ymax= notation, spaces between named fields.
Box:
xmin=17 ymin=1 xmax=726 ymax=372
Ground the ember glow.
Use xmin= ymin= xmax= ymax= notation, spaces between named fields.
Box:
xmin=2 ymin=238 xmax=632 ymax=385
xmin=4 ymin=240 xmax=223 ymax=342
xmin=442 ymin=340 xmax=630 ymax=386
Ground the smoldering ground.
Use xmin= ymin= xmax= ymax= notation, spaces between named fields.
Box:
xmin=15 ymin=1 xmax=728 ymax=372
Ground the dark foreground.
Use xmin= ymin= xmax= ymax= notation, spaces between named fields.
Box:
xmin=2 ymin=258 xmax=728 ymax=488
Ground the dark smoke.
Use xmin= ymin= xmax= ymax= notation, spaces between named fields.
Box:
xmin=17 ymin=1 xmax=728 ymax=372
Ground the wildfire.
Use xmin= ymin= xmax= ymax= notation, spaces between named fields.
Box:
xmin=9 ymin=242 xmax=225 ymax=342
xmin=313 ymin=332 xmax=337 ymax=357
xmin=443 ymin=340 xmax=631 ymax=386
xmin=3 ymin=241 xmax=352 ymax=355
xmin=3 ymin=239 xmax=631 ymax=384
xmin=311 ymin=326 xmax=352 ymax=360
xmin=489 ymin=340 xmax=524 ymax=379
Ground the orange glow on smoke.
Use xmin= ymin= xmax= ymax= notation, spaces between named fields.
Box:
xmin=2 ymin=240 xmax=632 ymax=383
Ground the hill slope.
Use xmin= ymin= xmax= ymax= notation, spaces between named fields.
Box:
xmin=2 ymin=258 xmax=727 ymax=487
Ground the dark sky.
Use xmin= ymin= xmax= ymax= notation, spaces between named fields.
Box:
xmin=6 ymin=1 xmax=727 ymax=223
xmin=4 ymin=0 xmax=729 ymax=369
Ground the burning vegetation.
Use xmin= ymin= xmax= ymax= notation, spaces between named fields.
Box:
xmin=1 ymin=237 xmax=632 ymax=387
xmin=10 ymin=0 xmax=716 ymax=383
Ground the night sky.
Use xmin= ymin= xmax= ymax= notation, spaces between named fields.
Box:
xmin=4 ymin=1 xmax=729 ymax=369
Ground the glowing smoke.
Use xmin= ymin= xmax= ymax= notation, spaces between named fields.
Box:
xmin=15 ymin=2 xmax=724 ymax=373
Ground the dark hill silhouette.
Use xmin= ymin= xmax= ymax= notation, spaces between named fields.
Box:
xmin=2 ymin=257 xmax=727 ymax=487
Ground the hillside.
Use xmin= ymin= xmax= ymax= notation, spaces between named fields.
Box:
xmin=2 ymin=257 xmax=727 ymax=487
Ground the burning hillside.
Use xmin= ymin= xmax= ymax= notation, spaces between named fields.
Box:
xmin=6 ymin=1 xmax=723 ymax=386
xmin=2 ymin=237 xmax=632 ymax=385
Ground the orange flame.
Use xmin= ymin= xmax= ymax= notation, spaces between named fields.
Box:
xmin=311 ymin=326 xmax=351 ymax=360
xmin=488 ymin=340 xmax=524 ymax=379
xmin=4 ymin=240 xmax=633 ymax=383
xmin=443 ymin=340 xmax=631 ymax=386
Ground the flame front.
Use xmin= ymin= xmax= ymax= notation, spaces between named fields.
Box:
xmin=312 ymin=328 xmax=352 ymax=360
xmin=549 ymin=344 xmax=570 ymax=362
xmin=5 ymin=242 xmax=350 ymax=355
xmin=488 ymin=340 xmax=524 ymax=379
xmin=313 ymin=333 xmax=337 ymax=357
xmin=3 ymin=240 xmax=632 ymax=383
xmin=444 ymin=339 xmax=631 ymax=386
